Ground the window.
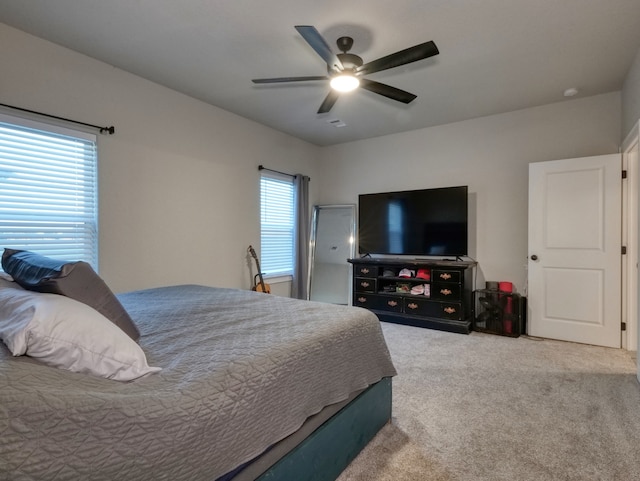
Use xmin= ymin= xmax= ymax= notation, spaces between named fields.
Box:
xmin=0 ymin=114 xmax=98 ymax=269
xmin=260 ymin=171 xmax=294 ymax=277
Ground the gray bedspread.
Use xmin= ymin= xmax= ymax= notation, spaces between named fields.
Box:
xmin=0 ymin=285 xmax=396 ymax=481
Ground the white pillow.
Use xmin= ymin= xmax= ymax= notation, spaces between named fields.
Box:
xmin=0 ymin=288 xmax=161 ymax=381
xmin=0 ymin=271 xmax=22 ymax=289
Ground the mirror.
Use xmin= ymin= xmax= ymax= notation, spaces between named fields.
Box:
xmin=308 ymin=205 xmax=356 ymax=304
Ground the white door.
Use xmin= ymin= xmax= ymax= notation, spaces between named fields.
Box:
xmin=528 ymin=154 xmax=622 ymax=348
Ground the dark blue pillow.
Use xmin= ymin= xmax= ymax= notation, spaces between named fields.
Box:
xmin=2 ymin=249 xmax=140 ymax=341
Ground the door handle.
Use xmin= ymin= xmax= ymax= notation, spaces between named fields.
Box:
xmin=530 ymin=255 xmax=538 ymax=261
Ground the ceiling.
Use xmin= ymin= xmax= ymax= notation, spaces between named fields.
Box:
xmin=1 ymin=0 xmax=640 ymax=146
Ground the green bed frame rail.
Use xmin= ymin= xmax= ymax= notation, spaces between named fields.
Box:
xmin=257 ymin=377 xmax=392 ymax=481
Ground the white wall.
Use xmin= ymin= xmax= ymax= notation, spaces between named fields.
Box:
xmin=622 ymin=45 xmax=640 ymax=139
xmin=318 ymin=93 xmax=621 ymax=292
xmin=0 ymin=23 xmax=320 ymax=294
xmin=0 ymin=22 xmax=627 ymax=299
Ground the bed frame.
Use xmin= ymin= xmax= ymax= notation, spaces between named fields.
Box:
xmin=225 ymin=377 xmax=392 ymax=480
xmin=251 ymin=377 xmax=392 ymax=480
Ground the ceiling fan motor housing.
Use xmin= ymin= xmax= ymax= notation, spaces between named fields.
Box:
xmin=332 ymin=36 xmax=363 ymax=73
xmin=335 ymin=53 xmax=363 ymax=72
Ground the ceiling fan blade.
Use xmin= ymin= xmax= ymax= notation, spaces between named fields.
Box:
xmin=252 ymin=76 xmax=328 ymax=84
xmin=295 ymin=25 xmax=343 ymax=72
xmin=357 ymin=40 xmax=439 ymax=76
xmin=317 ymin=90 xmax=340 ymax=114
xmin=359 ymin=78 xmax=417 ymax=104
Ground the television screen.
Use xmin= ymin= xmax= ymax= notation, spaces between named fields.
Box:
xmin=358 ymin=186 xmax=468 ymax=256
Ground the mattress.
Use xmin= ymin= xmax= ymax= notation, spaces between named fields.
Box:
xmin=0 ymin=285 xmax=396 ymax=480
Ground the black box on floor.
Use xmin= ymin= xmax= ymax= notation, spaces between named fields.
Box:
xmin=473 ymin=289 xmax=523 ymax=337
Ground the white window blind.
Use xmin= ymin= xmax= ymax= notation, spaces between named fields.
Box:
xmin=260 ymin=171 xmax=294 ymax=277
xmin=0 ymin=114 xmax=98 ymax=269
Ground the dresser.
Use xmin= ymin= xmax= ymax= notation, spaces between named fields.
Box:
xmin=348 ymin=258 xmax=476 ymax=334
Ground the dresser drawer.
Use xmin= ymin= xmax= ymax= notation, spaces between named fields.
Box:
xmin=431 ymin=282 xmax=462 ymax=300
xmin=432 ymin=269 xmax=462 ymax=284
xmin=403 ymin=298 xmax=464 ymax=320
xmin=354 ymin=293 xmax=402 ymax=313
xmin=354 ymin=277 xmax=376 ymax=293
xmin=354 ymin=265 xmax=377 ymax=278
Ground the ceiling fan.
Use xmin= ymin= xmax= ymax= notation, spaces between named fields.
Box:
xmin=252 ymin=26 xmax=439 ymax=114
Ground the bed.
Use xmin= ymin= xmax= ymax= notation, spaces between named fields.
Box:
xmin=0 ymin=282 xmax=397 ymax=481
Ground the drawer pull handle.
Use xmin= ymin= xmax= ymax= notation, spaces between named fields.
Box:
xmin=444 ymin=307 xmax=457 ymax=314
xmin=407 ymin=302 xmax=418 ymax=310
xmin=361 ymin=268 xmax=370 ymax=274
xmin=361 ymin=281 xmax=370 ymax=288
xmin=439 ymin=273 xmax=452 ymax=280
xmin=358 ymin=297 xmax=367 ymax=303
xmin=440 ymin=288 xmax=452 ymax=296
xmin=387 ymin=300 xmax=398 ymax=307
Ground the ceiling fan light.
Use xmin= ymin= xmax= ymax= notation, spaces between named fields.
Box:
xmin=330 ymin=75 xmax=360 ymax=92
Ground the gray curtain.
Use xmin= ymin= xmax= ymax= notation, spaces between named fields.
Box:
xmin=292 ymin=174 xmax=310 ymax=299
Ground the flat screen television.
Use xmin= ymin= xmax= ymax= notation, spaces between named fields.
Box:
xmin=358 ymin=186 xmax=468 ymax=257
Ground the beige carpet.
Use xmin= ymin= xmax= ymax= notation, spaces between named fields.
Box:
xmin=337 ymin=323 xmax=640 ymax=481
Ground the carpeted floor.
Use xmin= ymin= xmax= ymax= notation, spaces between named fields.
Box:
xmin=337 ymin=322 xmax=640 ymax=481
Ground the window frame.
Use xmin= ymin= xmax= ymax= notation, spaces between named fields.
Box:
xmin=0 ymin=113 xmax=99 ymax=270
xmin=259 ymin=170 xmax=295 ymax=279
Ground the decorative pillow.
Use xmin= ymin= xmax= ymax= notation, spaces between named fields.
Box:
xmin=2 ymin=249 xmax=140 ymax=341
xmin=0 ymin=288 xmax=160 ymax=381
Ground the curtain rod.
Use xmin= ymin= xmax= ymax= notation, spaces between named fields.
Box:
xmin=258 ymin=165 xmax=310 ymax=181
xmin=0 ymin=102 xmax=115 ymax=135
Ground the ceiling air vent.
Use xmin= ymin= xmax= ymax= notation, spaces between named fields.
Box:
xmin=327 ymin=119 xmax=347 ymax=128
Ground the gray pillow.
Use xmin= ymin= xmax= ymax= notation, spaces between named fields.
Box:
xmin=2 ymin=249 xmax=140 ymax=341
